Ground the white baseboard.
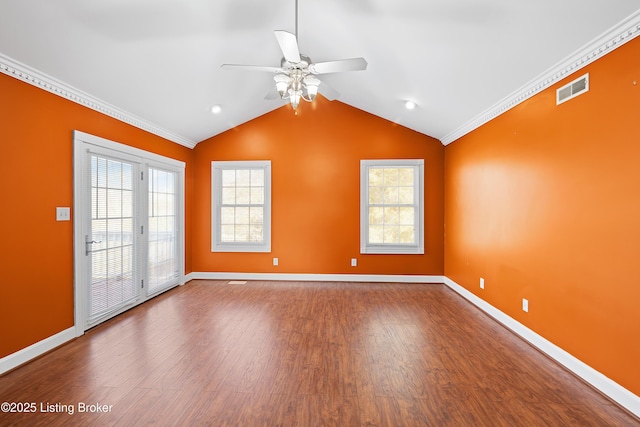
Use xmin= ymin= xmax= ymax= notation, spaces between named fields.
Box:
xmin=443 ymin=276 xmax=640 ymax=419
xmin=187 ymin=271 xmax=445 ymax=284
xmin=0 ymin=327 xmax=76 ymax=375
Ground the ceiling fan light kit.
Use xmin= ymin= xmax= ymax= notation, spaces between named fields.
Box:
xmin=274 ymin=66 xmax=321 ymax=109
xmin=221 ymin=0 xmax=367 ymax=111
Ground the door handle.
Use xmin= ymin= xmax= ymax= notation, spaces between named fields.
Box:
xmin=85 ymin=236 xmax=103 ymax=256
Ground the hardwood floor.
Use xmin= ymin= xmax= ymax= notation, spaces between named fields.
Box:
xmin=1 ymin=280 xmax=637 ymax=426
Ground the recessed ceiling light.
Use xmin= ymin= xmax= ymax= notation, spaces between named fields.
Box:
xmin=404 ymin=100 xmax=417 ymax=110
xmin=210 ymin=105 xmax=222 ymax=114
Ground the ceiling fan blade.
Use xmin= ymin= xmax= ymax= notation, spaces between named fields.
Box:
xmin=318 ymin=81 xmax=340 ymax=101
xmin=309 ymin=58 xmax=368 ymax=74
xmin=274 ymin=30 xmax=301 ymax=64
xmin=221 ymin=64 xmax=283 ymax=73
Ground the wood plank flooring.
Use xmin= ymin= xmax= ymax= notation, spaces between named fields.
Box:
xmin=0 ymin=280 xmax=637 ymax=426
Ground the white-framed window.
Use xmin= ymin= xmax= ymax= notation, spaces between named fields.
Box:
xmin=360 ymin=159 xmax=424 ymax=254
xmin=211 ymin=161 xmax=271 ymax=252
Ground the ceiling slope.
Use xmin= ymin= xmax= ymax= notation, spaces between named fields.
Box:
xmin=1 ymin=1 xmax=639 ymax=147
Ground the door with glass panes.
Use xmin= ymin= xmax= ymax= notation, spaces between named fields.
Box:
xmin=75 ymin=132 xmax=183 ymax=332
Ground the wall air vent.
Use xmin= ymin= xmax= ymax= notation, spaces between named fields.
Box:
xmin=556 ymin=73 xmax=589 ymax=105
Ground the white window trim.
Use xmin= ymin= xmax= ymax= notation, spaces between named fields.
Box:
xmin=360 ymin=159 xmax=424 ymax=255
xmin=211 ymin=160 xmax=272 ymax=253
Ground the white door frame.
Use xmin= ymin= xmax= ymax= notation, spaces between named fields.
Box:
xmin=73 ymin=131 xmax=185 ymax=337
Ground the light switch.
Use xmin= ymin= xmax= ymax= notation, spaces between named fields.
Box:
xmin=56 ymin=207 xmax=71 ymax=221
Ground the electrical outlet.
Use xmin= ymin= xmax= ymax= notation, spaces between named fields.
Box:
xmin=273 ymin=257 xmax=279 ymax=266
xmin=522 ymin=298 xmax=529 ymax=312
xmin=480 ymin=278 xmax=485 ymax=290
xmin=351 ymin=258 xmax=357 ymax=267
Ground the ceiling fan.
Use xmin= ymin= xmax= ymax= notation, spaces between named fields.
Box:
xmin=221 ymin=0 xmax=367 ymax=109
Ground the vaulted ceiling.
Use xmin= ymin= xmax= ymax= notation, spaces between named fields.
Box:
xmin=1 ymin=1 xmax=639 ymax=148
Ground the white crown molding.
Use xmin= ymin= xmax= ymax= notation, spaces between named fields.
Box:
xmin=441 ymin=9 xmax=640 ymax=145
xmin=0 ymin=53 xmax=197 ymax=149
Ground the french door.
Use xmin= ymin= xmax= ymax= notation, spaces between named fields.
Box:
xmin=87 ymin=152 xmax=138 ymax=322
xmin=74 ymin=131 xmax=184 ymax=333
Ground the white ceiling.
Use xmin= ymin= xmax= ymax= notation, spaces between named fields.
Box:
xmin=1 ymin=1 xmax=639 ymax=147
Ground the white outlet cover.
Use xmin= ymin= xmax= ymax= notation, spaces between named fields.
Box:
xmin=522 ymin=298 xmax=529 ymax=312
xmin=273 ymin=257 xmax=278 ymax=266
xmin=480 ymin=278 xmax=485 ymax=289
xmin=351 ymin=258 xmax=357 ymax=267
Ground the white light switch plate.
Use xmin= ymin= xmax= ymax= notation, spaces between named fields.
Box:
xmin=56 ymin=207 xmax=71 ymax=221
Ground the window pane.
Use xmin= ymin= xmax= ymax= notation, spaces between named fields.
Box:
xmin=121 ymin=218 xmax=133 ymax=244
xmin=369 ymin=207 xmax=383 ymax=225
xmin=122 ymin=190 xmax=132 ymax=218
xmin=250 ymin=186 xmax=264 ymax=204
xmin=122 ymin=163 xmax=133 ymax=190
xmin=222 ymin=170 xmax=236 ymax=186
xmin=251 ymin=169 xmax=264 ymax=186
xmin=107 ymin=219 xmax=122 ymax=248
xmin=383 ymin=225 xmax=399 ymax=243
xmin=383 ymin=168 xmax=399 ymax=186
xmin=399 ymin=226 xmax=415 ymax=243
xmin=369 ymin=187 xmax=384 ymax=204
xmin=96 ymin=157 xmax=107 ymax=187
xmin=398 ymin=168 xmax=414 ymax=186
xmin=235 ymin=225 xmax=250 ymax=242
xmin=149 ymin=216 xmax=158 ymax=235
xmin=166 ymin=171 xmax=175 ymax=193
xmin=250 ymin=225 xmax=263 ymax=242
xmin=249 ymin=207 xmax=263 ymax=225
xmin=107 ymin=189 xmax=122 ymax=218
xmin=91 ymin=223 xmax=106 ymax=251
xmin=166 ymin=194 xmax=175 ymax=216
xmin=398 ymin=187 xmax=414 ymax=204
xmin=221 ymin=207 xmax=235 ymax=224
xmin=399 ymin=207 xmax=414 ymax=225
xmin=235 ymin=207 xmax=250 ymax=225
xmin=221 ymin=225 xmax=235 ymax=242
xmin=383 ymin=187 xmax=399 ymax=204
xmin=383 ymin=207 xmax=400 ymax=225
xmin=236 ymin=170 xmax=250 ymax=186
xmin=369 ymin=225 xmax=383 ymax=243
xmin=156 ymin=193 xmax=168 ymax=216
xmin=107 ymin=160 xmax=122 ymax=189
xmin=236 ymin=187 xmax=250 ymax=204
xmin=369 ymin=168 xmax=383 ymax=186
xmin=222 ymin=187 xmax=235 ymax=204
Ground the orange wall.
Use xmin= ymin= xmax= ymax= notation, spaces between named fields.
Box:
xmin=192 ymin=97 xmax=444 ymax=275
xmin=0 ymin=73 xmax=194 ymax=358
xmin=444 ymin=36 xmax=640 ymax=395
